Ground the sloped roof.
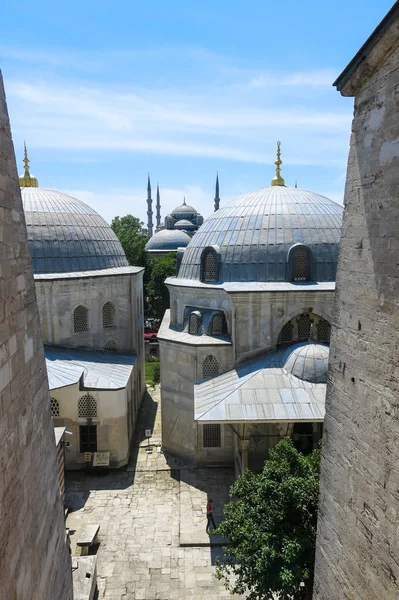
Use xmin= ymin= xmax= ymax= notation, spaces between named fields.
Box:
xmin=45 ymin=346 xmax=136 ymax=390
xmin=195 ymin=343 xmax=328 ymax=423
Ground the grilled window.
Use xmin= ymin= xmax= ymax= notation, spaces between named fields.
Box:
xmin=50 ymin=397 xmax=60 ymax=417
xmin=203 ymin=424 xmax=221 ymax=448
xmin=202 ymin=250 xmax=217 ymax=282
xmin=297 ymin=314 xmax=312 ymax=341
xmin=280 ymin=321 xmax=293 ymax=343
xmin=172 ymin=300 xmax=178 ymax=324
xmin=78 ymin=394 xmax=97 ymax=418
xmin=104 ymin=339 xmax=117 ymax=351
xmin=79 ymin=425 xmax=97 ymax=453
xmin=188 ymin=312 xmax=199 ymax=334
xmin=203 ymin=355 xmax=219 ymax=378
xmin=294 ymin=249 xmax=308 ymax=281
xmin=102 ymin=302 xmax=116 ymax=328
xmin=73 ymin=305 xmax=88 ymax=333
xmin=211 ymin=314 xmax=223 ymax=335
xmin=317 ymin=319 xmax=330 ymax=343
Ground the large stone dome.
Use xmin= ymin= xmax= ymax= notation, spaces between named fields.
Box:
xmin=21 ymin=187 xmax=128 ymax=274
xmin=178 ymin=185 xmax=343 ymax=282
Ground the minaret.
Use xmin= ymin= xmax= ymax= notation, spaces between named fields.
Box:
xmin=19 ymin=142 xmax=39 ymax=188
xmin=214 ymin=172 xmax=220 ymax=212
xmin=147 ymin=173 xmax=153 ymax=237
xmin=270 ymin=141 xmax=285 ymax=186
xmin=156 ymin=183 xmax=161 ymax=229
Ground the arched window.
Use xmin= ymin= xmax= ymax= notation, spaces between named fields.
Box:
xmin=78 ymin=394 xmax=97 ymax=418
xmin=297 ymin=314 xmax=312 ymax=341
xmin=289 ymin=245 xmax=312 ymax=282
xmin=203 ymin=355 xmax=219 ymax=378
xmin=202 ymin=249 xmax=218 ymax=282
xmin=294 ymin=249 xmax=308 ymax=281
xmin=317 ymin=318 xmax=331 ymax=343
xmin=102 ymin=302 xmax=116 ymax=328
xmin=74 ymin=305 xmax=88 ymax=333
xmin=50 ymin=397 xmax=60 ymax=417
xmin=104 ymin=339 xmax=118 ymax=351
xmin=280 ymin=321 xmax=293 ymax=343
xmin=211 ymin=314 xmax=223 ymax=335
xmin=188 ymin=312 xmax=200 ymax=334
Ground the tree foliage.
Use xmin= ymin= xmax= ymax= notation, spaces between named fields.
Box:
xmin=215 ymin=438 xmax=321 ymax=600
xmin=111 ymin=215 xmax=177 ymax=323
xmin=146 ymin=252 xmax=177 ymax=321
xmin=111 ymin=215 xmax=149 ymax=268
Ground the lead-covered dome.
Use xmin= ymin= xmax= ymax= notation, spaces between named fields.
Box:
xmin=21 ymin=187 xmax=128 ymax=274
xmin=284 ymin=342 xmax=329 ymax=383
xmin=145 ymin=228 xmax=191 ymax=252
xmin=178 ymin=185 xmax=343 ymax=282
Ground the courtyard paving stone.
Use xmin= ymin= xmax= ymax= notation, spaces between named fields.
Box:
xmin=65 ymin=386 xmax=243 ymax=599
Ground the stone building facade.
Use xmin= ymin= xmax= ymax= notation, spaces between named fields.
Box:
xmin=159 ymin=154 xmax=343 ymax=469
xmin=313 ymin=5 xmax=399 ymax=599
xmin=18 ymin=166 xmax=146 ymax=469
xmin=0 ymin=72 xmax=72 ymax=600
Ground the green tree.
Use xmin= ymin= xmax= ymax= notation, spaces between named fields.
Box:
xmin=111 ymin=215 xmax=177 ymax=322
xmin=111 ymin=215 xmax=149 ymax=267
xmin=215 ymin=438 xmax=321 ymax=600
xmin=146 ymin=253 xmax=177 ymax=322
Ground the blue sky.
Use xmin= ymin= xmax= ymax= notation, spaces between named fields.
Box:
xmin=2 ymin=0 xmax=394 ymax=225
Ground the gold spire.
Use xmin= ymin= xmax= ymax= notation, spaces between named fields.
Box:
xmin=19 ymin=142 xmax=39 ymax=187
xmin=271 ymin=141 xmax=285 ymax=186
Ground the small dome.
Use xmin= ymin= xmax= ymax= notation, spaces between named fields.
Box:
xmin=171 ymin=199 xmax=198 ymax=218
xmin=284 ymin=342 xmax=329 ymax=383
xmin=145 ymin=228 xmax=191 ymax=251
xmin=22 ymin=187 xmax=128 ymax=274
xmin=174 ymin=219 xmax=196 ymax=229
xmin=178 ymin=185 xmax=343 ymax=283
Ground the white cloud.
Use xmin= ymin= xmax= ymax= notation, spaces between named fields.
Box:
xmin=248 ymin=69 xmax=338 ymax=89
xmin=6 ymin=77 xmax=351 ymax=167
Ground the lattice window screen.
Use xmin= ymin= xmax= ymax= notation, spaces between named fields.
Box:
xmin=203 ymin=251 xmax=217 ymax=282
xmin=78 ymin=394 xmax=98 ymax=418
xmin=203 ymin=355 xmax=219 ymax=378
xmin=297 ymin=314 xmax=312 ymax=341
xmin=102 ymin=302 xmax=116 ymax=328
xmin=317 ymin=319 xmax=330 ymax=343
xmin=74 ymin=305 xmax=88 ymax=333
xmin=280 ymin=321 xmax=294 ymax=343
xmin=104 ymin=339 xmax=118 ymax=351
xmin=212 ymin=314 xmax=223 ymax=335
xmin=172 ymin=300 xmax=178 ymax=324
xmin=50 ymin=397 xmax=60 ymax=417
xmin=203 ymin=424 xmax=221 ymax=448
xmin=294 ymin=249 xmax=308 ymax=281
xmin=188 ymin=312 xmax=199 ymax=334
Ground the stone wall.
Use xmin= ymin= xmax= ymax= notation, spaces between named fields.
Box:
xmin=52 ymin=382 xmax=131 ymax=469
xmin=313 ymin=40 xmax=399 ymax=600
xmin=35 ymin=271 xmax=143 ymax=354
xmin=0 ymin=72 xmax=73 ymax=600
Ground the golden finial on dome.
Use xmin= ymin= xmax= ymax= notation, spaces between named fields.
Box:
xmin=19 ymin=142 xmax=39 ymax=188
xmin=271 ymin=141 xmax=285 ymax=187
